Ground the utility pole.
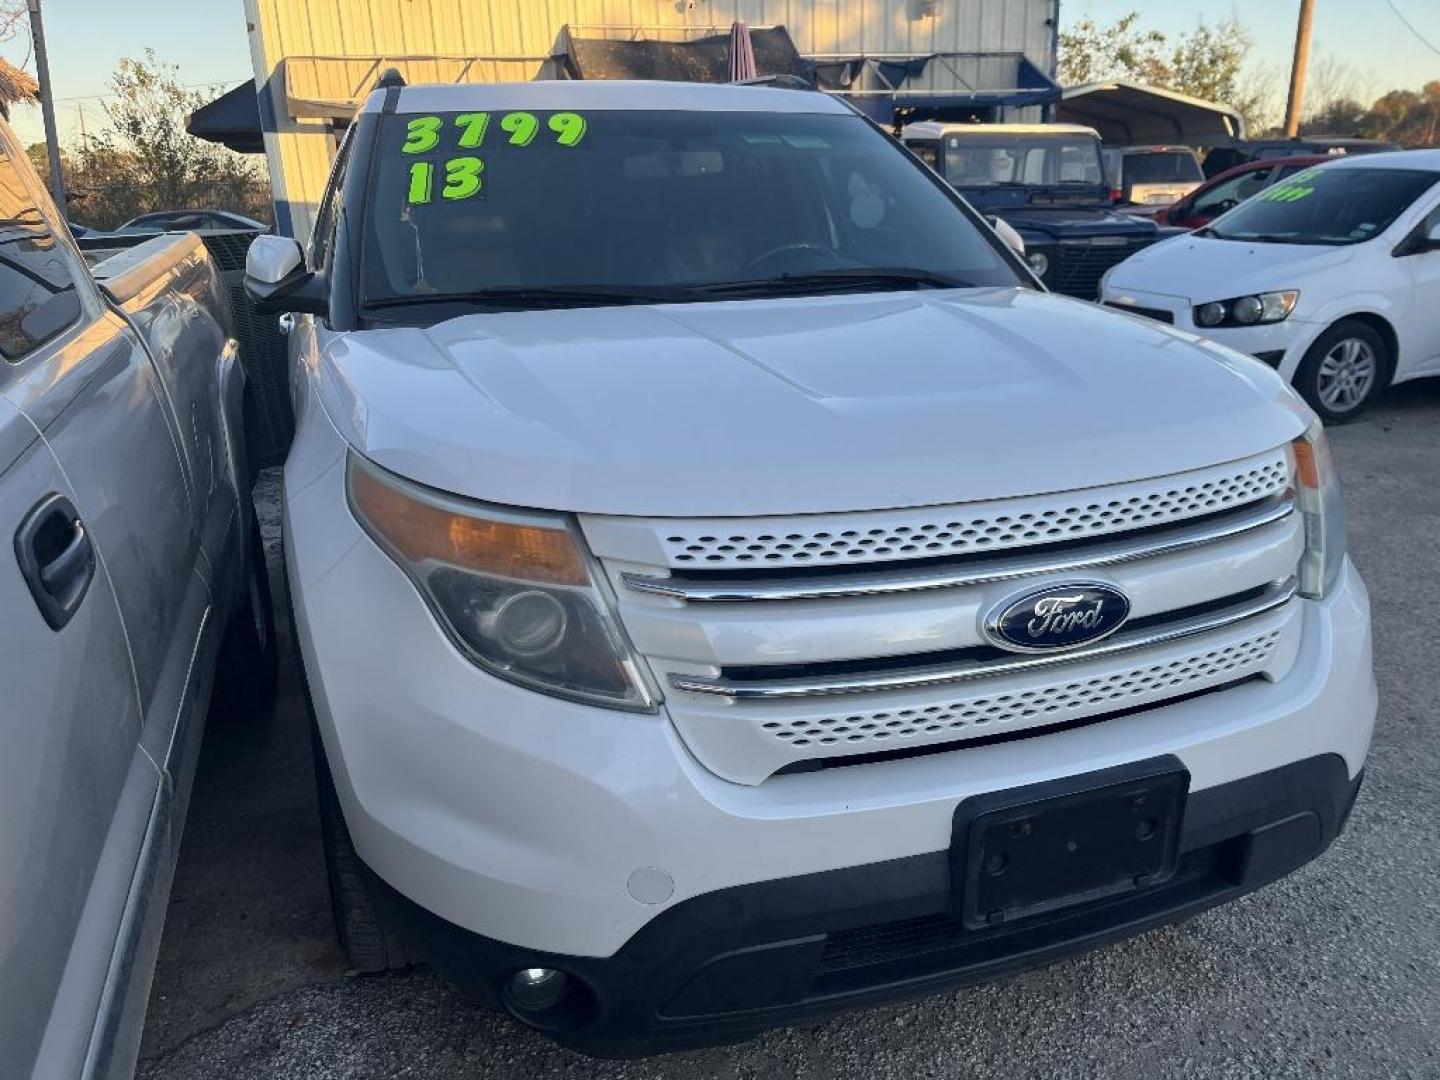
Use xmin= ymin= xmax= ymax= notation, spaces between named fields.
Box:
xmin=27 ymin=0 xmax=66 ymax=216
xmin=1283 ymin=0 xmax=1316 ymax=138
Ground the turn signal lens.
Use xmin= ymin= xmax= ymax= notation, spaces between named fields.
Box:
xmin=348 ymin=461 xmax=587 ymax=585
xmin=346 ymin=453 xmax=655 ymax=710
xmin=1290 ymin=422 xmax=1347 ymax=599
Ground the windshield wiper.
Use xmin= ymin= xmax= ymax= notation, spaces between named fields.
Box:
xmin=698 ymin=268 xmax=975 ymax=298
xmin=1203 ymin=232 xmax=1326 ymax=246
xmin=366 ymin=284 xmax=703 ymax=312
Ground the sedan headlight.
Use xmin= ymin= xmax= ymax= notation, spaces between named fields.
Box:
xmin=1291 ymin=421 xmax=1347 ymax=599
xmin=1194 ymin=290 xmax=1299 ymax=328
xmin=347 ymin=453 xmax=656 ymax=710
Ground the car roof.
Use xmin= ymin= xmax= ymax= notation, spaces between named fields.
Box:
xmin=1251 ymin=137 xmax=1397 ymax=149
xmin=370 ymin=80 xmax=852 ymax=116
xmin=1112 ymin=145 xmax=1199 ymax=154
xmin=902 ymin=121 xmax=1099 ymax=139
xmin=1313 ymin=149 xmax=1440 ymax=172
xmin=1205 ymin=154 xmax=1335 ymax=181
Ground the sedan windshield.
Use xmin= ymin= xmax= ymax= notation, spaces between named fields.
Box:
xmin=943 ymin=135 xmax=1104 ymax=187
xmin=362 ymin=109 xmax=1022 ymax=312
xmin=1206 ymin=166 xmax=1439 ymax=245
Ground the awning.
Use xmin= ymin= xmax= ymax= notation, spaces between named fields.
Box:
xmin=559 ymin=26 xmax=808 ymax=83
xmin=816 ymin=53 xmax=1060 ymax=124
xmin=1059 ymin=81 xmax=1245 ymax=147
xmin=187 ymin=81 xmax=264 ymax=153
xmin=283 ymin=55 xmax=556 ymax=120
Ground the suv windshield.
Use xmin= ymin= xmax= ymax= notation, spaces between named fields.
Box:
xmin=1206 ymin=166 xmax=1438 ymax=246
xmin=1123 ymin=151 xmax=1202 ymax=183
xmin=943 ymin=134 xmax=1104 ymax=187
xmin=361 ymin=109 xmax=1022 ymax=312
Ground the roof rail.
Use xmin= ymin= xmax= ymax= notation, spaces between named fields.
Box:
xmin=374 ymin=67 xmax=407 ymax=91
xmin=735 ymin=74 xmax=815 ymax=91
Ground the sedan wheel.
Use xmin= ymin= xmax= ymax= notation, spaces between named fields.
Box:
xmin=1295 ymin=320 xmax=1390 ymax=423
xmin=1316 ymin=338 xmax=1377 ymax=413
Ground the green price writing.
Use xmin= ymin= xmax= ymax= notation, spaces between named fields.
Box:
xmin=406 ymin=157 xmax=486 ymax=205
xmin=400 ymin=111 xmax=588 ymax=155
xmin=1262 ymin=183 xmax=1314 ymax=203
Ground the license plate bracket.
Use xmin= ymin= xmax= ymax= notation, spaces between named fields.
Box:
xmin=951 ymin=757 xmax=1189 ymax=931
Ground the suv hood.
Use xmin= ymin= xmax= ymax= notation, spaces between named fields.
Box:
xmin=1107 ymin=233 xmax=1357 ymax=302
xmin=320 ymin=289 xmax=1304 ymax=517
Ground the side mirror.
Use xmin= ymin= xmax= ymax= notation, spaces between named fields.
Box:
xmin=244 ymin=235 xmax=327 ymax=314
xmin=986 ymin=215 xmax=1026 ymax=256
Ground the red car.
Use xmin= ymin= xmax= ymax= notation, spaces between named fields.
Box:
xmin=1154 ymin=155 xmax=1334 ymax=230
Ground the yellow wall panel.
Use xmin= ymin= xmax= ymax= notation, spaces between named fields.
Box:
xmin=243 ymin=0 xmax=1055 ymax=240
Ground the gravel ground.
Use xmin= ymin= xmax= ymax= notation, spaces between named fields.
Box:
xmin=137 ymin=382 xmax=1440 ymax=1080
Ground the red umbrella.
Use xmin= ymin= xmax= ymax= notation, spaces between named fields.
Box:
xmin=727 ymin=21 xmax=757 ymax=82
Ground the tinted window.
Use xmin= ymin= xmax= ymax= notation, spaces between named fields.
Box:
xmin=0 ymin=149 xmax=81 ymax=361
xmin=1192 ymin=169 xmax=1269 ymax=217
xmin=311 ymin=127 xmax=354 ymax=268
xmin=1123 ymin=151 xmax=1202 ymax=183
xmin=1208 ymin=166 xmax=1439 ymax=246
xmin=363 ymin=110 xmax=1021 ymax=310
xmin=944 ymin=135 xmax=1104 ymax=186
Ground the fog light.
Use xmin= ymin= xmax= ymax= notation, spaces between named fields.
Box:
xmin=487 ymin=590 xmax=568 ymax=657
xmin=1196 ymin=301 xmax=1226 ymax=327
xmin=508 ymin=967 xmax=570 ymax=1012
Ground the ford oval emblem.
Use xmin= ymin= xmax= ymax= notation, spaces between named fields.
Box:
xmin=984 ymin=582 xmax=1131 ymax=653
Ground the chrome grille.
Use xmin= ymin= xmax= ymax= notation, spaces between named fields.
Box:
xmin=651 ymin=455 xmax=1288 ymax=570
xmin=761 ymin=630 xmax=1281 ymax=751
xmin=582 ymin=448 xmax=1304 ymax=785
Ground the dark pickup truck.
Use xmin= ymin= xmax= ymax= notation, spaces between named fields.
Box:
xmin=901 ymin=122 xmax=1163 ymax=299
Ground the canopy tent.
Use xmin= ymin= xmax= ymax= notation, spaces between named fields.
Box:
xmin=186 ymin=80 xmax=264 ymax=153
xmin=1059 ymin=81 xmax=1244 ymax=147
xmin=559 ymin=26 xmax=807 ymax=83
xmin=816 ymin=52 xmax=1059 ymax=124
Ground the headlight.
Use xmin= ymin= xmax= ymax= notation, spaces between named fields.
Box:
xmin=1291 ymin=421 xmax=1347 ymax=599
xmin=347 ymin=453 xmax=656 ymax=710
xmin=1192 ymin=290 xmax=1298 ymax=329
xmin=1025 ymin=250 xmax=1050 ymax=277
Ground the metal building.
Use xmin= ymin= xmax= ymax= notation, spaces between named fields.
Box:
xmin=239 ymin=0 xmax=1061 ymax=242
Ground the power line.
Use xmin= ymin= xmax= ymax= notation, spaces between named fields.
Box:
xmin=49 ymin=77 xmax=252 ymax=104
xmin=1384 ymin=0 xmax=1440 ymax=58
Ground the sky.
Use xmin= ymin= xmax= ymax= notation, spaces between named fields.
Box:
xmin=1 ymin=0 xmax=1437 ymax=148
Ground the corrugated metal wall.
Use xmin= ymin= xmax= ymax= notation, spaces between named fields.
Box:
xmin=242 ymin=0 xmax=1058 ymax=241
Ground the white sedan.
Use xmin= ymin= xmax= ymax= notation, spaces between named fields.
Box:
xmin=1101 ymin=151 xmax=1440 ymax=421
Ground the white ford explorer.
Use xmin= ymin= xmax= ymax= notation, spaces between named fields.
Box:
xmin=246 ymin=77 xmax=1376 ymax=1056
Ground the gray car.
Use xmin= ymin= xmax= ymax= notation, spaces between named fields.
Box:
xmin=0 ymin=116 xmax=274 ymax=1078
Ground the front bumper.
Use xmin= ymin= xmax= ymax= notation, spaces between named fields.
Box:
xmin=381 ymin=753 xmax=1362 ymax=1057
xmin=289 ymin=444 xmax=1374 ymax=938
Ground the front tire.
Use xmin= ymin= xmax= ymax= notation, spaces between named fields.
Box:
xmin=1293 ymin=320 xmax=1390 ymax=423
xmin=312 ymin=725 xmax=416 ymax=973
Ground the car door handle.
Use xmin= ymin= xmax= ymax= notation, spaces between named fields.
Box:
xmin=15 ymin=494 xmax=95 ymax=630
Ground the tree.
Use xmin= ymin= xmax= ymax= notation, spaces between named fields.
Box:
xmin=65 ymin=51 xmax=270 ymax=228
xmin=1058 ymin=13 xmax=1279 ymax=138
xmin=1057 ymin=13 xmax=1168 ymax=87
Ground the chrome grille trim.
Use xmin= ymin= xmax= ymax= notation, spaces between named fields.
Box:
xmin=669 ymin=577 xmax=1297 ymax=700
xmin=625 ymin=497 xmax=1294 ymax=603
xmin=623 ymin=453 xmax=1292 ymax=571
